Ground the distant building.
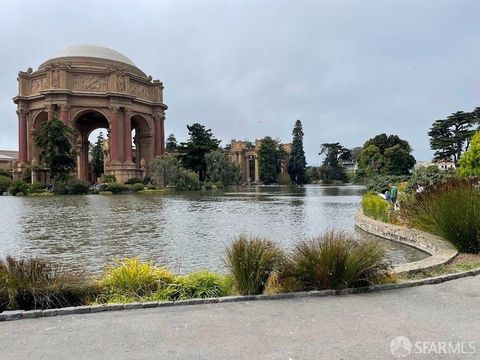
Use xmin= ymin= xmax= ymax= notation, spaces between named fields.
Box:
xmin=228 ymin=140 xmax=291 ymax=183
xmin=414 ymin=160 xmax=433 ymax=170
xmin=0 ymin=150 xmax=18 ymax=171
xmin=414 ymin=160 xmax=456 ymax=171
xmin=435 ymin=160 xmax=456 ymax=171
xmin=341 ymin=161 xmax=357 ymax=174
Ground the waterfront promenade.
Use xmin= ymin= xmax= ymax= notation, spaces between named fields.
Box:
xmin=1 ymin=276 xmax=479 ymax=359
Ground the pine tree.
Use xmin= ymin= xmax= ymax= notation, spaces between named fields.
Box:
xmin=429 ymin=109 xmax=480 ymax=165
xmin=287 ymin=120 xmax=307 ymax=184
xmin=166 ymin=133 xmax=178 ymax=152
xmin=179 ymin=123 xmax=220 ymax=181
xmin=258 ymin=136 xmax=283 ymax=184
xmin=319 ymin=143 xmax=350 ymax=183
xmin=35 ymin=118 xmax=76 ymax=181
xmin=90 ymin=132 xmax=105 ymax=179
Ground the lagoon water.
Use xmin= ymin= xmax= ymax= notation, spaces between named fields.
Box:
xmin=0 ymin=185 xmax=427 ymax=274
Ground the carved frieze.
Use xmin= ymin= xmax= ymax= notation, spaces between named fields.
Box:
xmin=130 ymin=82 xmax=150 ymax=100
xmin=31 ymin=77 xmax=47 ymax=94
xmin=52 ymin=67 xmax=60 ymax=88
xmin=72 ymin=74 xmax=107 ymax=92
xmin=117 ymin=74 xmax=125 ymax=92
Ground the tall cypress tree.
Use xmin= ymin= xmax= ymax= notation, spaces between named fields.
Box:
xmin=288 ymin=120 xmax=307 ymax=184
xmin=90 ymin=132 xmax=105 ymax=179
xmin=258 ymin=136 xmax=282 ymax=184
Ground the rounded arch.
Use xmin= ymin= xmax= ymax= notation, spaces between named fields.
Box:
xmin=72 ymin=109 xmax=110 ymax=142
xmin=71 ymin=107 xmax=111 ymax=124
xmin=72 ymin=108 xmax=110 ymax=129
xmin=71 ymin=109 xmax=111 ymax=182
xmin=130 ymin=113 xmax=152 ymax=135
xmin=32 ymin=111 xmax=48 ymax=132
xmin=129 ymin=113 xmax=153 ymax=170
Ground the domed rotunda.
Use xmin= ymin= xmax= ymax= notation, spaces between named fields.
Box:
xmin=13 ymin=45 xmax=167 ymax=183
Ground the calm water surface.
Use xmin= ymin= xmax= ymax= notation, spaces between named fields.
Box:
xmin=0 ymin=185 xmax=427 ymax=274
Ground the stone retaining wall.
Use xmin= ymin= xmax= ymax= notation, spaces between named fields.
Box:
xmin=354 ymin=211 xmax=458 ymax=273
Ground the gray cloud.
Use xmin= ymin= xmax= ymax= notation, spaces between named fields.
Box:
xmin=1 ymin=0 xmax=479 ymax=165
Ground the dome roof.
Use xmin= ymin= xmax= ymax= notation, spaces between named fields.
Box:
xmin=48 ymin=45 xmax=137 ymax=67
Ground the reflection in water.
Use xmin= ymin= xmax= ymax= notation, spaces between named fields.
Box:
xmin=0 ymin=185 xmax=427 ymax=274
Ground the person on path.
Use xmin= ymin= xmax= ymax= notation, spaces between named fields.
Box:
xmin=389 ymin=183 xmax=398 ymax=208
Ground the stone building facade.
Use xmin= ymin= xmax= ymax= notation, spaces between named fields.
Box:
xmin=13 ymin=45 xmax=167 ymax=183
xmin=0 ymin=150 xmax=18 ymax=171
xmin=228 ymin=140 xmax=291 ymax=183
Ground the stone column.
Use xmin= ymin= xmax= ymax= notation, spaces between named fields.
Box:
xmin=45 ymin=105 xmax=53 ymax=120
xmin=109 ymin=106 xmax=120 ymax=163
xmin=154 ymin=112 xmax=165 ymax=156
xmin=60 ymin=105 xmax=69 ymax=125
xmin=123 ymin=108 xmax=133 ymax=163
xmin=160 ymin=116 xmax=165 ymax=153
xmin=76 ymin=138 xmax=83 ymax=179
xmin=82 ymin=140 xmax=89 ymax=181
xmin=17 ymin=108 xmax=28 ymax=163
xmin=254 ymin=156 xmax=260 ymax=183
xmin=245 ymin=156 xmax=251 ymax=182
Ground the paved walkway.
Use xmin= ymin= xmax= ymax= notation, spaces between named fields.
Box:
xmin=1 ymin=276 xmax=479 ymax=360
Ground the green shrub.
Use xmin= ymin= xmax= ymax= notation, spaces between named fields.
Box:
xmin=175 ymin=169 xmax=201 ymax=191
xmin=158 ymin=271 xmax=230 ymax=300
xmin=29 ymin=182 xmax=46 ymax=194
xmin=458 ymin=131 xmax=480 ymax=177
xmin=147 ymin=184 xmax=157 ymax=190
xmin=363 ymin=175 xmax=408 ymax=193
xmin=100 ymin=174 xmax=116 ymax=183
xmin=277 ymin=172 xmax=292 ymax=185
xmin=0 ymin=256 xmax=96 ymax=311
xmin=362 ymin=193 xmax=390 ymax=222
xmin=21 ymin=167 xmax=32 ymax=183
xmin=406 ymin=167 xmax=456 ymax=193
xmin=402 ymin=178 xmax=480 ymax=253
xmin=225 ymin=235 xmax=284 ymax=295
xmin=0 ymin=175 xmax=12 ymax=194
xmin=9 ymin=180 xmax=29 ymax=196
xmin=53 ymin=181 xmax=67 ymax=195
xmin=125 ymin=177 xmax=143 ymax=185
xmin=107 ymin=182 xmax=129 ymax=194
xmin=0 ymin=168 xmax=12 ymax=178
xmin=129 ymin=183 xmax=145 ymax=192
xmin=204 ymin=181 xmax=214 ymax=190
xmin=143 ymin=177 xmax=152 ymax=185
xmin=287 ymin=231 xmax=386 ymax=290
xmin=99 ymin=258 xmax=174 ymax=301
xmin=65 ymin=179 xmax=90 ymax=195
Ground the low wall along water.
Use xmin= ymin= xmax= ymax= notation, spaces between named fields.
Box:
xmin=354 ymin=211 xmax=458 ymax=273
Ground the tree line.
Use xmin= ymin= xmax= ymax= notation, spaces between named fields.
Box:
xmin=9 ymin=105 xmax=480 ymax=190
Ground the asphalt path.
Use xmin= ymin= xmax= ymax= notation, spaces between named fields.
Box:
xmin=1 ymin=276 xmax=479 ymax=360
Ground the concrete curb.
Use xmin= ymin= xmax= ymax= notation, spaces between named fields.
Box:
xmin=354 ymin=210 xmax=458 ymax=273
xmin=1 ymin=268 xmax=479 ymax=322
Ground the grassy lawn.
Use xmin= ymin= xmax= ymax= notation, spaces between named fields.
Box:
xmin=399 ymin=254 xmax=480 ymax=281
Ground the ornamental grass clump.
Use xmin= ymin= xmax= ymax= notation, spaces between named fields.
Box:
xmin=0 ymin=256 xmax=95 ymax=311
xmin=362 ymin=193 xmax=390 ymax=222
xmin=402 ymin=178 xmax=480 ymax=253
xmin=156 ymin=270 xmax=230 ymax=300
xmin=99 ymin=258 xmax=174 ymax=302
xmin=288 ymin=231 xmax=387 ymax=290
xmin=225 ymin=235 xmax=284 ymax=295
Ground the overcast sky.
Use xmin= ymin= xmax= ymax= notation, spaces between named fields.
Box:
xmin=1 ymin=0 xmax=479 ymax=165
